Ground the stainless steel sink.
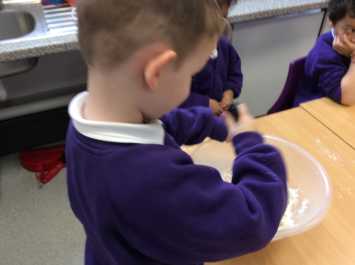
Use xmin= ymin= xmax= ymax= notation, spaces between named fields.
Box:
xmin=0 ymin=1 xmax=47 ymax=41
xmin=0 ymin=1 xmax=46 ymax=78
xmin=0 ymin=11 xmax=35 ymax=41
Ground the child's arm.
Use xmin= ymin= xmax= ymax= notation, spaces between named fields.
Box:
xmin=316 ymin=58 xmax=349 ymax=104
xmin=221 ymin=41 xmax=243 ymax=110
xmin=180 ymin=92 xmax=210 ymax=108
xmin=340 ymin=60 xmax=355 ymax=105
xmin=337 ymin=34 xmax=355 ymax=105
xmin=109 ymin=131 xmax=287 ymax=264
xmin=330 ymin=33 xmax=355 ymax=105
xmin=161 ymin=107 xmax=227 ymax=146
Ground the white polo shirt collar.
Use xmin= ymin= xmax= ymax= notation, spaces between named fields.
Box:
xmin=69 ymin=92 xmax=165 ymax=145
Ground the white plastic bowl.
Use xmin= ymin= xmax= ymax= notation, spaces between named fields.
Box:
xmin=187 ymin=135 xmax=332 ymax=240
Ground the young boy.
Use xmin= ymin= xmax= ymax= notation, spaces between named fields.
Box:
xmin=66 ymin=1 xmax=288 ymax=265
xmin=180 ymin=0 xmax=243 ymax=115
xmin=294 ymin=0 xmax=355 ymax=106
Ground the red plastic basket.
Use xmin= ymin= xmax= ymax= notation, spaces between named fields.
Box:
xmin=20 ymin=145 xmax=65 ymax=185
xmin=67 ymin=0 xmax=76 ymax=6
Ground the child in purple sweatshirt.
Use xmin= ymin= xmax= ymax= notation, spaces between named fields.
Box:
xmin=66 ymin=1 xmax=288 ymax=265
xmin=294 ymin=0 xmax=355 ymax=106
xmin=180 ymin=0 xmax=243 ymax=115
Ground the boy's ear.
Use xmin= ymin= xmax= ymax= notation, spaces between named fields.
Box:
xmin=144 ymin=50 xmax=177 ymax=90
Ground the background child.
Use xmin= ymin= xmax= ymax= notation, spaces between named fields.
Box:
xmin=294 ymin=0 xmax=355 ymax=106
xmin=66 ymin=1 xmax=288 ymax=265
xmin=180 ymin=0 xmax=243 ymax=115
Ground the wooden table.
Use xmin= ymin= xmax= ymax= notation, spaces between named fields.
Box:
xmin=301 ymin=98 xmax=355 ymax=150
xmin=208 ymin=108 xmax=355 ymax=265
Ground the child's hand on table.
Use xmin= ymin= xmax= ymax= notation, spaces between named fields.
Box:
xmin=220 ymin=90 xmax=234 ymax=110
xmin=333 ymin=33 xmax=355 ymax=58
xmin=223 ymin=104 xmax=255 ymax=142
xmin=209 ymin=99 xmax=223 ymax=115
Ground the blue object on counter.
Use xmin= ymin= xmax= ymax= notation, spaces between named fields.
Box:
xmin=42 ymin=0 xmax=65 ymax=5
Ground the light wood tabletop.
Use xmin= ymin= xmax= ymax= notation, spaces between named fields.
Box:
xmin=301 ymin=98 xmax=355 ymax=150
xmin=207 ymin=107 xmax=355 ymax=265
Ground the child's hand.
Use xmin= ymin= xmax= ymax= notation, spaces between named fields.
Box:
xmin=333 ymin=33 xmax=355 ymax=57
xmin=341 ymin=33 xmax=355 ymax=60
xmin=223 ymin=104 xmax=255 ymax=141
xmin=209 ymin=99 xmax=223 ymax=115
xmin=220 ymin=90 xmax=234 ymax=110
xmin=333 ymin=34 xmax=349 ymax=56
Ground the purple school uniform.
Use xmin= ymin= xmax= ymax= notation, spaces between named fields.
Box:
xmin=294 ymin=31 xmax=351 ymax=106
xmin=66 ymin=92 xmax=287 ymax=265
xmin=181 ymin=37 xmax=243 ymax=108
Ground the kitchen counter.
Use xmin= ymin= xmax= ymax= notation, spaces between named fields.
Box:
xmin=229 ymin=0 xmax=328 ymax=23
xmin=0 ymin=0 xmax=328 ymax=62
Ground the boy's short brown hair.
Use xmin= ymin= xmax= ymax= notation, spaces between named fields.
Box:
xmin=77 ymin=0 xmax=225 ymax=68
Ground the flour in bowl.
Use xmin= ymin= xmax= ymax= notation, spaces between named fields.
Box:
xmin=222 ymin=171 xmax=309 ymax=231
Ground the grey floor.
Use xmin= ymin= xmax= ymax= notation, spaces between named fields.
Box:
xmin=0 ymin=155 xmax=84 ymax=265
